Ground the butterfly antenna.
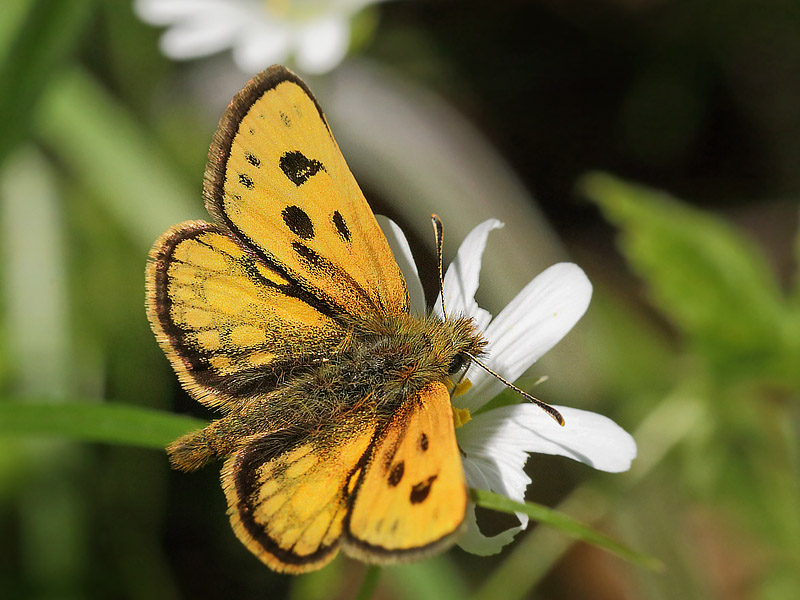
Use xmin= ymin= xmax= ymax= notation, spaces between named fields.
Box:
xmin=431 ymin=214 xmax=447 ymax=320
xmin=464 ymin=351 xmax=565 ymax=426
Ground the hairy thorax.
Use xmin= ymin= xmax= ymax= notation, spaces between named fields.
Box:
xmin=331 ymin=312 xmax=487 ymax=410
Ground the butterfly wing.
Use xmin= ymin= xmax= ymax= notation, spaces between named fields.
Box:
xmin=344 ymin=382 xmax=467 ymax=561
xmin=222 ymin=417 xmax=377 ymax=573
xmin=205 ymin=65 xmax=408 ymax=318
xmin=147 ymin=66 xmax=412 ymax=407
xmin=146 ymin=222 xmax=347 ymax=408
xmin=222 ymin=383 xmax=467 ymax=572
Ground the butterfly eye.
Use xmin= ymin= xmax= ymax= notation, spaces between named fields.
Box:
xmin=447 ymin=353 xmax=466 ymax=376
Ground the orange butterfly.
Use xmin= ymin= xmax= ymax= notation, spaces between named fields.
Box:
xmin=146 ymin=65 xmax=487 ymax=573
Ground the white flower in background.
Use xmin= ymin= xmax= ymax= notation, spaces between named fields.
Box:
xmin=379 ymin=217 xmax=638 ymax=556
xmin=134 ymin=0 xmax=381 ymax=74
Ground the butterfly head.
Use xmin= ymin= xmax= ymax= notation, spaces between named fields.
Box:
xmin=398 ymin=312 xmax=487 ymax=388
xmin=431 ymin=314 xmax=488 ymax=379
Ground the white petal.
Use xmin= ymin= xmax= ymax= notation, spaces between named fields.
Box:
xmin=463 ymin=262 xmax=592 ymax=410
xmin=459 ymin=408 xmax=533 ymax=506
xmin=134 ymin=0 xmax=237 ymax=25
xmin=332 ymin=0 xmax=387 ymax=12
xmin=458 ymin=407 xmax=538 ymax=534
xmin=530 ymin=404 xmax=637 ymax=472
xmin=231 ymin=22 xmax=291 ymax=73
xmin=158 ymin=16 xmax=242 ymax=59
xmin=466 ymin=403 xmax=637 ymax=473
xmin=294 ymin=16 xmax=350 ymax=74
xmin=457 ymin=504 xmax=523 ymax=556
xmin=454 ymin=401 xmax=635 ymax=555
xmin=434 ymin=219 xmax=502 ymax=331
xmin=376 ymin=216 xmax=426 ymax=316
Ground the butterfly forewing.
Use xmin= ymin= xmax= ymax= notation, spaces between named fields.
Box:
xmin=147 ymin=221 xmax=346 ymax=407
xmin=345 ymin=382 xmax=467 ymax=560
xmin=205 ymin=66 xmax=408 ymax=318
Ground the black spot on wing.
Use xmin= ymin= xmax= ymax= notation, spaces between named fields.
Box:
xmin=332 ymin=210 xmax=351 ymax=242
xmin=387 ymin=462 xmax=404 ymax=487
xmin=292 ymin=241 xmax=323 ymax=267
xmin=419 ymin=433 xmax=429 ymax=452
xmin=282 ymin=206 xmax=315 ymax=239
xmin=410 ymin=475 xmax=437 ymax=504
xmin=245 ymin=152 xmax=261 ymax=167
xmin=287 ymin=241 xmax=379 ymax=312
xmin=279 ymin=111 xmax=291 ymax=127
xmin=280 ymin=151 xmax=325 ymax=186
xmin=239 ymin=173 xmax=255 ymax=189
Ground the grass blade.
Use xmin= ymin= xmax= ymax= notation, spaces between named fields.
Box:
xmin=0 ymin=401 xmax=207 ymax=449
xmin=472 ymin=488 xmax=662 ymax=571
xmin=0 ymin=0 xmax=92 ymax=164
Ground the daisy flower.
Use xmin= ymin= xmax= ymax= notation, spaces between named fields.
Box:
xmin=134 ymin=0 xmax=382 ymax=75
xmin=378 ymin=216 xmax=638 ymax=556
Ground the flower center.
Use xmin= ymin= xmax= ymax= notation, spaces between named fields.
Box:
xmin=452 ymin=406 xmax=472 ymax=429
xmin=452 ymin=379 xmax=472 ymax=398
xmin=446 ymin=378 xmax=473 ymax=428
xmin=263 ymin=0 xmax=322 ymax=20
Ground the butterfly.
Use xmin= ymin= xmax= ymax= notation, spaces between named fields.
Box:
xmin=145 ymin=65 xmax=488 ymax=573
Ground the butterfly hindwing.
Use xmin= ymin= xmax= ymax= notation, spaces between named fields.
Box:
xmin=222 ymin=417 xmax=377 ymax=574
xmin=146 ymin=221 xmax=346 ymax=408
xmin=205 ymin=65 xmax=408 ymax=319
xmin=222 ymin=384 xmax=467 ymax=572
xmin=345 ymin=382 xmax=467 ymax=560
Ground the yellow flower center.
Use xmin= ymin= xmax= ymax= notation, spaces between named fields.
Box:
xmin=448 ymin=379 xmax=473 ymax=429
xmin=452 ymin=406 xmax=472 ymax=429
xmin=452 ymin=379 xmax=472 ymax=398
xmin=265 ymin=0 xmax=289 ymax=18
xmin=264 ymin=0 xmax=321 ymax=20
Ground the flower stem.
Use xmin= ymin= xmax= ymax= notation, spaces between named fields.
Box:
xmin=355 ymin=566 xmax=381 ymax=600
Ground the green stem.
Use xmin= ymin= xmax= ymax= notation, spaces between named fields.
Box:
xmin=0 ymin=400 xmax=207 ymax=449
xmin=354 ymin=566 xmax=381 ymax=600
xmin=471 ymin=489 xmax=661 ymax=571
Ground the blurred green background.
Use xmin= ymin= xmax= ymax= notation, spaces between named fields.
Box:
xmin=1 ymin=0 xmax=799 ymax=598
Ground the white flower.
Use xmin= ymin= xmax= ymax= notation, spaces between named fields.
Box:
xmin=134 ymin=0 xmax=381 ymax=75
xmin=378 ymin=216 xmax=638 ymax=556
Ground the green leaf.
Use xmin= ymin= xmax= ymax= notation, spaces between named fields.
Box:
xmin=386 ymin=555 xmax=470 ymax=600
xmin=0 ymin=401 xmax=207 ymax=449
xmin=1 ymin=147 xmax=70 ymax=395
xmin=471 ymin=488 xmax=662 ymax=571
xmin=795 ymin=205 xmax=800 ymax=303
xmin=0 ymin=0 xmax=35 ymax=61
xmin=0 ymin=0 xmax=93 ymax=165
xmin=354 ymin=566 xmax=381 ymax=600
xmin=34 ymin=66 xmax=202 ymax=252
xmin=582 ymin=172 xmax=791 ymax=380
